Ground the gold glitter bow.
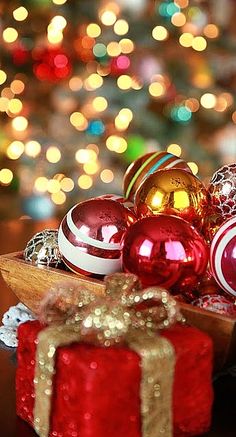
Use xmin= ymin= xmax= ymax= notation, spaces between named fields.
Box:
xmin=34 ymin=273 xmax=182 ymax=437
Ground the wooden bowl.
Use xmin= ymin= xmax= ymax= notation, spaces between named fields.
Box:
xmin=0 ymin=251 xmax=236 ymax=371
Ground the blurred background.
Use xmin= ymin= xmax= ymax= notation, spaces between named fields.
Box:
xmin=0 ymin=0 xmax=236 ymax=220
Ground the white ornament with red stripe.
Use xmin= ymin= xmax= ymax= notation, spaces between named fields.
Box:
xmin=58 ymin=198 xmax=136 ymax=276
xmin=210 ymin=216 xmax=236 ymax=297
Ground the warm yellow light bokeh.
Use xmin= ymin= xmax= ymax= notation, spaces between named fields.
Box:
xmin=106 ymin=135 xmax=127 ymax=153
xmin=187 ymin=162 xmax=199 ymax=175
xmin=100 ymin=169 xmax=114 ymax=183
xmin=60 ymin=177 xmax=74 ymax=192
xmin=25 ymin=141 xmax=41 ymax=158
xmin=117 ymin=75 xmax=132 ymax=90
xmin=34 ymin=177 xmax=48 ymax=192
xmin=179 ymin=32 xmax=194 ymax=47
xmin=92 ymin=96 xmax=108 ymax=112
xmin=119 ymin=38 xmax=134 ymax=54
xmin=13 ymin=6 xmax=28 ymax=21
xmin=192 ymin=36 xmax=207 ymax=51
xmin=152 ymin=26 xmax=168 ymax=41
xmin=75 ymin=149 xmax=97 ymax=163
xmin=107 ymin=41 xmax=121 ymax=57
xmin=0 ymin=70 xmax=7 ymax=85
xmin=149 ymin=82 xmax=165 ymax=97
xmin=84 ymin=161 xmax=99 ymax=175
xmin=12 ymin=116 xmax=28 ymax=131
xmin=70 ymin=112 xmax=88 ymax=130
xmin=167 ymin=143 xmax=182 ymax=157
xmin=114 ymin=19 xmax=129 ymax=35
xmin=101 ymin=10 xmax=116 ymax=26
xmin=51 ymin=191 xmax=66 ymax=205
xmin=78 ymin=174 xmax=93 ymax=189
xmin=0 ymin=168 xmax=13 ymax=185
xmin=3 ymin=27 xmax=18 ymax=43
xmin=7 ymin=141 xmax=24 ymax=159
xmin=8 ymin=99 xmax=23 ymax=114
xmin=46 ymin=147 xmax=62 ymax=163
xmin=87 ymin=23 xmax=101 ymax=38
xmin=47 ymin=179 xmax=61 ymax=194
xmin=200 ymin=93 xmax=216 ymax=109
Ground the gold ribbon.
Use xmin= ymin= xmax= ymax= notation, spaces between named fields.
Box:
xmin=33 ymin=273 xmax=182 ymax=437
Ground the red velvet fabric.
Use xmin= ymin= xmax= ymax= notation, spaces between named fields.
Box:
xmin=16 ymin=321 xmax=213 ymax=437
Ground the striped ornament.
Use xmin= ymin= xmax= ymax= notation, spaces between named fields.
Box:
xmin=210 ymin=216 xmax=236 ymax=297
xmin=58 ymin=199 xmax=136 ymax=276
xmin=123 ymin=151 xmax=191 ymax=201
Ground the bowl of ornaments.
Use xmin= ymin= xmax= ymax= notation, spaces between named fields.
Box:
xmin=1 ymin=151 xmax=236 ymax=371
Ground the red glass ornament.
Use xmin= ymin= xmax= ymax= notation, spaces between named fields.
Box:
xmin=192 ymin=294 xmax=236 ymax=317
xmin=134 ymin=168 xmax=208 ymax=230
xmin=123 ymin=151 xmax=191 ymax=201
xmin=196 ymin=269 xmax=221 ymax=296
xmin=122 ymin=214 xmax=208 ymax=291
xmin=58 ymin=198 xmax=136 ymax=276
xmin=208 ymin=163 xmax=236 ymax=220
xmin=97 ymin=194 xmax=134 ymax=212
xmin=210 ymin=216 xmax=236 ymax=297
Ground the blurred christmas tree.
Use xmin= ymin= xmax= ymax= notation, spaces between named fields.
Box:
xmin=0 ymin=0 xmax=236 ymax=219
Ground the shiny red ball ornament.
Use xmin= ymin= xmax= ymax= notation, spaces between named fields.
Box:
xmin=58 ymin=199 xmax=136 ymax=276
xmin=192 ymin=294 xmax=236 ymax=317
xmin=122 ymin=214 xmax=208 ymax=291
xmin=210 ymin=216 xmax=236 ymax=297
xmin=195 ymin=269 xmax=221 ymax=296
xmin=134 ymin=168 xmax=208 ymax=230
xmin=208 ymin=163 xmax=236 ymax=220
xmin=123 ymin=151 xmax=191 ymax=201
xmin=97 ymin=194 xmax=134 ymax=212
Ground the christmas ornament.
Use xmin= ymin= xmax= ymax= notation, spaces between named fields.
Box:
xmin=192 ymin=294 xmax=236 ymax=317
xmin=202 ymin=212 xmax=224 ymax=243
xmin=208 ymin=163 xmax=236 ymax=220
xmin=58 ymin=198 xmax=136 ymax=276
xmin=24 ymin=229 xmax=62 ymax=267
xmin=124 ymin=151 xmax=191 ymax=201
xmin=98 ymin=194 xmax=134 ymax=211
xmin=122 ymin=214 xmax=208 ymax=291
xmin=195 ymin=269 xmax=221 ymax=296
xmin=210 ymin=216 xmax=236 ymax=297
xmin=135 ymin=168 xmax=208 ymax=229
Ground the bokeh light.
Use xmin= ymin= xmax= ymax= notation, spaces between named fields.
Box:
xmin=12 ymin=116 xmax=28 ymax=131
xmin=7 ymin=141 xmax=24 ymax=160
xmin=3 ymin=27 xmax=18 ymax=43
xmin=87 ymin=23 xmax=101 ymax=38
xmin=0 ymin=168 xmax=13 ymax=185
xmin=46 ymin=146 xmax=61 ymax=163
xmin=114 ymin=19 xmax=129 ymax=35
xmin=100 ymin=169 xmax=114 ymax=183
xmin=13 ymin=6 xmax=28 ymax=21
xmin=167 ymin=143 xmax=182 ymax=156
xmin=152 ymin=26 xmax=168 ymax=41
xmin=78 ymin=174 xmax=93 ymax=189
xmin=25 ymin=141 xmax=41 ymax=158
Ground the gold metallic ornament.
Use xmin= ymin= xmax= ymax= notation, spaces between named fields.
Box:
xmin=134 ymin=168 xmax=208 ymax=229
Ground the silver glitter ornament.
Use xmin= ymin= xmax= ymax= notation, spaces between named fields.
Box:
xmin=24 ymin=229 xmax=62 ymax=267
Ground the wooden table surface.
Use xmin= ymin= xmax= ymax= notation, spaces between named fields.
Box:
xmin=0 ymin=218 xmax=235 ymax=437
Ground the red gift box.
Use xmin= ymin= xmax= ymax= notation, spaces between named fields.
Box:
xmin=16 ymin=320 xmax=213 ymax=437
